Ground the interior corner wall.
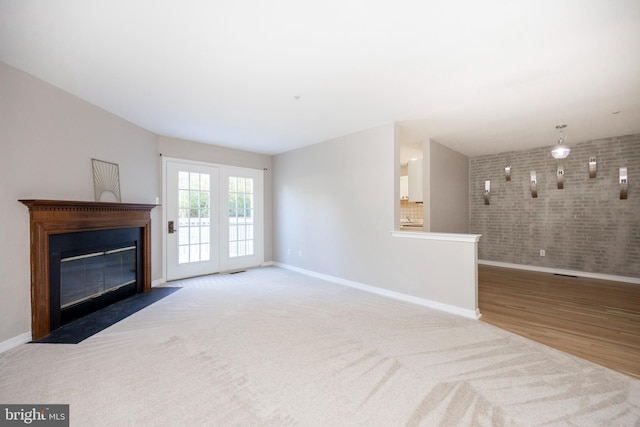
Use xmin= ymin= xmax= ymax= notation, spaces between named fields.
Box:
xmin=157 ymin=136 xmax=273 ymax=262
xmin=272 ymin=124 xmax=478 ymax=313
xmin=393 ymin=124 xmax=401 ymax=230
xmin=470 ymin=134 xmax=640 ymax=278
xmin=272 ymin=125 xmax=396 ymax=283
xmin=427 ymin=140 xmax=470 ymax=233
xmin=0 ymin=61 xmax=160 ymax=344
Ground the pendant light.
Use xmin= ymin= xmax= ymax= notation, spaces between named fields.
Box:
xmin=551 ymin=124 xmax=570 ymax=159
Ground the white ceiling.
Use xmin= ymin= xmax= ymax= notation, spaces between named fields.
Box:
xmin=1 ymin=0 xmax=639 ymax=162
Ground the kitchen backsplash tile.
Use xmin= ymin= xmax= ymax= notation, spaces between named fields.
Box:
xmin=400 ymin=200 xmax=423 ymax=220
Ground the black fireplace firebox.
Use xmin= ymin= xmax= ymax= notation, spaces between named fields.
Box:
xmin=49 ymin=227 xmax=143 ymax=330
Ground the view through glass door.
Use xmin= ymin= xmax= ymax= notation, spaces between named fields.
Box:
xmin=165 ymin=159 xmax=264 ymax=280
xmin=166 ymin=161 xmax=220 ymax=280
xmin=220 ymin=167 xmax=264 ymax=271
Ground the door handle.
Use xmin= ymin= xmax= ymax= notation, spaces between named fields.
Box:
xmin=168 ymin=220 xmax=175 ymax=234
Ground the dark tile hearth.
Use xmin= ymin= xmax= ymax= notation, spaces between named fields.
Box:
xmin=32 ymin=287 xmax=180 ymax=344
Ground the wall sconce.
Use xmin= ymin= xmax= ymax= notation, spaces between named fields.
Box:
xmin=530 ymin=171 xmax=538 ymax=198
xmin=505 ymin=165 xmax=511 ymax=181
xmin=557 ymin=164 xmax=565 ymax=189
xmin=589 ymin=156 xmax=597 ymax=178
xmin=620 ymin=167 xmax=628 ymax=200
xmin=484 ymin=180 xmax=491 ymax=205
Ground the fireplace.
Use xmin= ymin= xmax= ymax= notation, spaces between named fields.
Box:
xmin=20 ymin=200 xmax=156 ymax=340
xmin=49 ymin=227 xmax=143 ymax=330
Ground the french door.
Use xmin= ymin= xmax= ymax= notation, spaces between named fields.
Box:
xmin=166 ymin=161 xmax=220 ymax=280
xmin=164 ymin=159 xmax=264 ymax=281
xmin=219 ymin=166 xmax=264 ymax=271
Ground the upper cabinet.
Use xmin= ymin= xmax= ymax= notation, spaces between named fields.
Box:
xmin=400 ymin=176 xmax=409 ymax=200
xmin=408 ymin=158 xmax=423 ymax=203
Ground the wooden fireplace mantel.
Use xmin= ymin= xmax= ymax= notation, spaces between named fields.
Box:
xmin=20 ymin=199 xmax=157 ymax=340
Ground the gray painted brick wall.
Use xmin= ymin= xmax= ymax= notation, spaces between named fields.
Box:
xmin=470 ymin=134 xmax=640 ymax=278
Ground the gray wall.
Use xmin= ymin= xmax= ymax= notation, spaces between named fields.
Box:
xmin=0 ymin=62 xmax=274 ymax=346
xmin=470 ymin=134 xmax=640 ymax=278
xmin=0 ymin=61 xmax=161 ymax=344
xmin=158 ymin=136 xmax=273 ymax=262
xmin=425 ymin=139 xmax=469 ymax=233
xmin=273 ymin=124 xmax=479 ymax=315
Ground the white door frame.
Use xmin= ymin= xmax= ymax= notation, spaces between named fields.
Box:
xmin=219 ymin=165 xmax=264 ymax=272
xmin=165 ymin=159 xmax=220 ymax=280
xmin=162 ymin=156 xmax=264 ymax=281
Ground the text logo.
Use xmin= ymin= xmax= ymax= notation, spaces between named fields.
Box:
xmin=0 ymin=405 xmax=68 ymax=427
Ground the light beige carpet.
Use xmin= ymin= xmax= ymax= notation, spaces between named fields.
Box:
xmin=1 ymin=266 xmax=639 ymax=426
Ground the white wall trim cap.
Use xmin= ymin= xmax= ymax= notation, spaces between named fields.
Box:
xmin=0 ymin=332 xmax=31 ymax=354
xmin=479 ymin=260 xmax=640 ymax=285
xmin=275 ymin=262 xmax=481 ymax=320
xmin=391 ymin=231 xmax=481 ymax=243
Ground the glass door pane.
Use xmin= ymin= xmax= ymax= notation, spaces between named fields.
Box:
xmin=177 ymin=171 xmax=210 ymax=264
xmin=228 ymin=176 xmax=254 ymax=258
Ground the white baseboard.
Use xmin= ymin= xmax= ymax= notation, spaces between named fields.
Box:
xmin=479 ymin=260 xmax=640 ymax=285
xmin=0 ymin=332 xmax=31 ymax=354
xmin=261 ymin=261 xmax=274 ymax=267
xmin=151 ymin=278 xmax=165 ymax=288
xmin=274 ymin=262 xmax=481 ymax=320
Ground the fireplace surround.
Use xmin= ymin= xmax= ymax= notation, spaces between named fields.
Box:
xmin=20 ymin=200 xmax=156 ymax=340
xmin=49 ymin=227 xmax=143 ymax=330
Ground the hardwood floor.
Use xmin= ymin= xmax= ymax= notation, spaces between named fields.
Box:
xmin=478 ymin=265 xmax=640 ymax=380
